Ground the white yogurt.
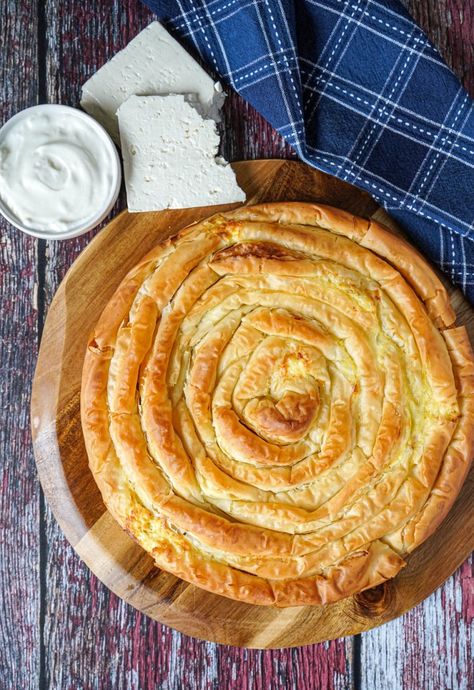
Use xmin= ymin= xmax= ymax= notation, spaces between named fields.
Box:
xmin=0 ymin=105 xmax=121 ymax=239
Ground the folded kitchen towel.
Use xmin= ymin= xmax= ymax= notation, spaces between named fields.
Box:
xmin=142 ymin=0 xmax=474 ymax=301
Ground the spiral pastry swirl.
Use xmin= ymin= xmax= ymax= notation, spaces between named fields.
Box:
xmin=82 ymin=203 xmax=474 ymax=606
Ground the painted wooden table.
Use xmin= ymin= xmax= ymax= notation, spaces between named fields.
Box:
xmin=1 ymin=1 xmax=472 ymax=688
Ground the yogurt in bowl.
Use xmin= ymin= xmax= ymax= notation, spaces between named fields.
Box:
xmin=0 ymin=104 xmax=121 ymax=240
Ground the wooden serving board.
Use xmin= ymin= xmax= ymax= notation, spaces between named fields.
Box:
xmin=31 ymin=160 xmax=474 ymax=649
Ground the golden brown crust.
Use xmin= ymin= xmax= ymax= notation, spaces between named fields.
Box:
xmin=362 ymin=219 xmax=455 ymax=328
xmin=81 ymin=202 xmax=474 ymax=607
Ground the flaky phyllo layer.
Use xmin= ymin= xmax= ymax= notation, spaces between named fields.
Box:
xmin=81 ymin=203 xmax=474 ymax=606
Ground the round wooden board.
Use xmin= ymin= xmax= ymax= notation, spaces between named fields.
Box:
xmin=31 ymin=160 xmax=474 ymax=649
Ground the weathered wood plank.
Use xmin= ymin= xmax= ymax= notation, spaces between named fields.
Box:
xmin=360 ymin=3 xmax=474 ymax=690
xmin=217 ymin=643 xmax=353 ymax=690
xmin=405 ymin=0 xmax=474 ymax=97
xmin=0 ymin=2 xmax=40 ymax=689
xmin=360 ymin=557 xmax=474 ymax=690
xmin=220 ymin=89 xmax=296 ymax=163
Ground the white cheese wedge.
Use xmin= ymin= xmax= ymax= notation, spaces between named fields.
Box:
xmin=81 ymin=21 xmax=225 ymax=144
xmin=117 ymin=95 xmax=246 ymax=212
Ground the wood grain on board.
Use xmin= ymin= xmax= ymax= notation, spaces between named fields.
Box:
xmin=0 ymin=0 xmax=472 ymax=688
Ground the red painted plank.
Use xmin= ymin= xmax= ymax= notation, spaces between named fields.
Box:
xmin=217 ymin=643 xmax=352 ymax=690
xmin=0 ymin=2 xmax=41 ymax=688
xmin=360 ymin=556 xmax=474 ymax=690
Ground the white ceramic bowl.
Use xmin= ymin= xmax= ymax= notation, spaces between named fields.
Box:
xmin=0 ymin=104 xmax=121 ymax=240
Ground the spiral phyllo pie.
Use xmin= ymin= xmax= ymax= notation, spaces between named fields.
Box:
xmin=81 ymin=203 xmax=474 ymax=606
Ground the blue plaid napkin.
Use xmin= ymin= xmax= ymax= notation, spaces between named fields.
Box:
xmin=143 ymin=0 xmax=474 ymax=301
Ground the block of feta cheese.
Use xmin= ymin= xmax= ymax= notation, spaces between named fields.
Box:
xmin=117 ymin=95 xmax=246 ymax=212
xmin=81 ymin=21 xmax=225 ymax=144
